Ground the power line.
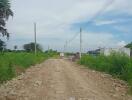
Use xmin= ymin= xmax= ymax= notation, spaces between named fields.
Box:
xmin=67 ymin=0 xmax=114 ymax=43
xmin=63 ymin=32 xmax=80 ymax=53
xmin=64 ymin=0 xmax=115 ymax=53
xmin=86 ymin=0 xmax=114 ymax=24
xmin=67 ymin=32 xmax=80 ymax=43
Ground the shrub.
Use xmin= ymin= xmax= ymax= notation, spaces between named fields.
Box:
xmin=79 ymin=53 xmax=132 ymax=90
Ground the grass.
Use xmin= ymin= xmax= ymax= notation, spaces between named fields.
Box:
xmin=79 ymin=52 xmax=132 ymax=92
xmin=0 ymin=51 xmax=58 ymax=83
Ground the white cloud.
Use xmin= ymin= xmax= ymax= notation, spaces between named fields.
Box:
xmin=114 ymin=25 xmax=132 ymax=34
xmin=7 ymin=0 xmax=108 ymax=35
xmin=117 ymin=41 xmax=127 ymax=47
xmin=94 ymin=20 xmax=117 ymax=26
xmin=66 ymin=32 xmax=118 ymax=52
xmin=5 ymin=0 xmax=132 ymax=52
xmin=105 ymin=0 xmax=132 ymax=14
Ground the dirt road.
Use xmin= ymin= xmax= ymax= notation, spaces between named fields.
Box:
xmin=0 ymin=59 xmax=132 ymax=100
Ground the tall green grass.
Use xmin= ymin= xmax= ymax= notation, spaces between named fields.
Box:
xmin=0 ymin=52 xmax=58 ymax=83
xmin=79 ymin=52 xmax=132 ymax=91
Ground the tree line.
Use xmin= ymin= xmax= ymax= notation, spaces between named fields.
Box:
xmin=0 ymin=40 xmax=43 ymax=52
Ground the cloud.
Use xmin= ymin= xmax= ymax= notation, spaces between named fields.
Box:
xmin=66 ymin=32 xmax=119 ymax=52
xmin=105 ymin=0 xmax=132 ymax=14
xmin=93 ymin=20 xmax=117 ymax=26
xmin=5 ymin=0 xmax=132 ymax=52
xmin=117 ymin=41 xmax=127 ymax=47
xmin=7 ymin=0 xmax=109 ymax=35
xmin=114 ymin=25 xmax=132 ymax=34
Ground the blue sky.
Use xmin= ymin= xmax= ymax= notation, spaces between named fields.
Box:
xmin=4 ymin=0 xmax=132 ymax=52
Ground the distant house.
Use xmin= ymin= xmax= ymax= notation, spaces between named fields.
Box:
xmin=87 ymin=49 xmax=100 ymax=56
xmin=87 ymin=47 xmax=131 ymax=57
xmin=60 ymin=52 xmax=64 ymax=57
xmin=100 ymin=47 xmax=131 ymax=57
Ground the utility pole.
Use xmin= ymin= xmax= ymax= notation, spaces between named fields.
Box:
xmin=34 ymin=23 xmax=37 ymax=55
xmin=63 ymin=41 xmax=67 ymax=55
xmin=65 ymin=41 xmax=68 ymax=53
xmin=64 ymin=44 xmax=66 ymax=53
xmin=80 ymin=27 xmax=82 ymax=58
xmin=48 ymin=45 xmax=50 ymax=51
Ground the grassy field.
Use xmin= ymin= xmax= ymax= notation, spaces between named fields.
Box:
xmin=79 ymin=53 xmax=132 ymax=92
xmin=0 ymin=51 xmax=58 ymax=83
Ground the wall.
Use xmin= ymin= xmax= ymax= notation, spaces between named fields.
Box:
xmin=100 ymin=48 xmax=131 ymax=57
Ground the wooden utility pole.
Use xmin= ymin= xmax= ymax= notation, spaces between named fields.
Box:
xmin=48 ymin=45 xmax=50 ymax=51
xmin=63 ymin=41 xmax=68 ymax=55
xmin=80 ymin=27 xmax=82 ymax=58
xmin=34 ymin=23 xmax=37 ymax=55
xmin=65 ymin=41 xmax=68 ymax=53
xmin=64 ymin=44 xmax=66 ymax=53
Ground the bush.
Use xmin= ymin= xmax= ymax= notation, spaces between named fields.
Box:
xmin=79 ymin=52 xmax=132 ymax=90
xmin=0 ymin=63 xmax=15 ymax=83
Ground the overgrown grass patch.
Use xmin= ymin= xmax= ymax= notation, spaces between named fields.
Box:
xmin=0 ymin=52 xmax=58 ymax=83
xmin=79 ymin=52 xmax=132 ymax=92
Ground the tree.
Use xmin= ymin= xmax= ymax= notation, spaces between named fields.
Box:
xmin=14 ymin=45 xmax=17 ymax=50
xmin=23 ymin=42 xmax=43 ymax=52
xmin=0 ymin=0 xmax=13 ymax=38
xmin=125 ymin=42 xmax=132 ymax=57
xmin=125 ymin=42 xmax=132 ymax=49
xmin=0 ymin=39 xmax=6 ymax=52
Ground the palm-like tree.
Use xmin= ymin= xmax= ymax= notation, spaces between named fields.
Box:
xmin=0 ymin=39 xmax=6 ymax=52
xmin=0 ymin=0 xmax=13 ymax=38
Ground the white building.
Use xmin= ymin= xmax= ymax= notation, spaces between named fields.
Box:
xmin=100 ymin=47 xmax=131 ymax=57
xmin=60 ymin=52 xmax=64 ymax=57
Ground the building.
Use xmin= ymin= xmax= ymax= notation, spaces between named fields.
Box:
xmin=87 ymin=47 xmax=131 ymax=57
xmin=100 ymin=47 xmax=131 ymax=57
xmin=60 ymin=52 xmax=64 ymax=57
xmin=87 ymin=49 xmax=100 ymax=56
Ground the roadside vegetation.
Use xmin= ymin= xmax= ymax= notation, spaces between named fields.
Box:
xmin=79 ymin=52 xmax=132 ymax=92
xmin=0 ymin=37 xmax=59 ymax=84
xmin=0 ymin=51 xmax=58 ymax=84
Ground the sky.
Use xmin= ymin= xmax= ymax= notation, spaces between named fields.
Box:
xmin=4 ymin=0 xmax=132 ymax=52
